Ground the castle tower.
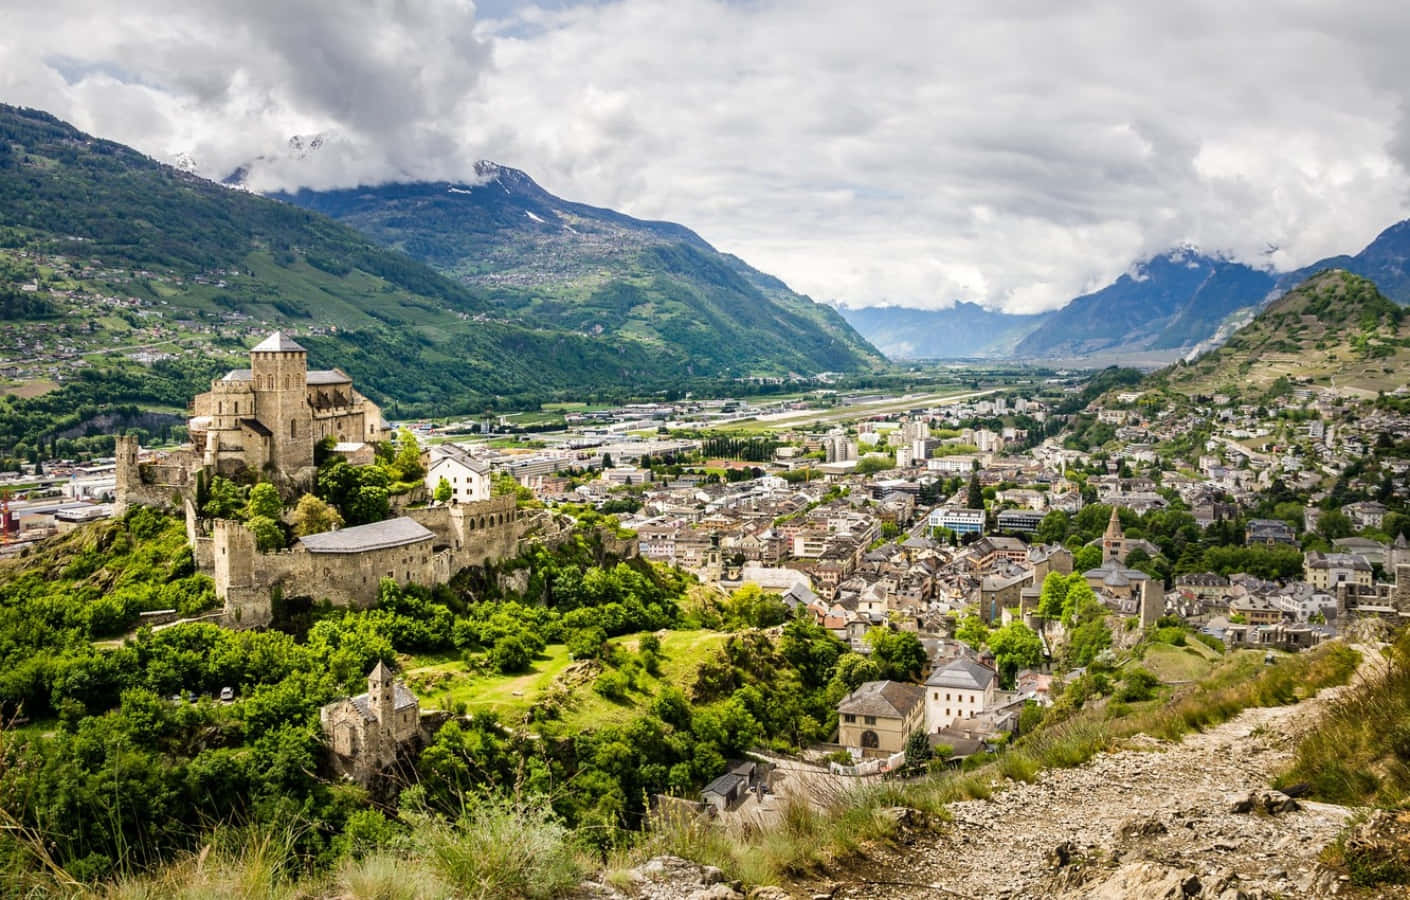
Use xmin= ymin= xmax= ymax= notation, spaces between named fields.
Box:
xmin=113 ymin=433 xmax=140 ymax=516
xmin=250 ymin=332 xmax=314 ymax=473
xmin=1391 ymin=533 xmax=1410 ymax=573
xmin=1102 ymin=506 xmax=1126 ymax=564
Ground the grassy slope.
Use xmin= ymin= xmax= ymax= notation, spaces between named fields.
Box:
xmin=401 ymin=629 xmax=729 ymax=732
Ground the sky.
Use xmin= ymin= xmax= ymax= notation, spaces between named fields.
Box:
xmin=3 ymin=0 xmax=1410 ymax=314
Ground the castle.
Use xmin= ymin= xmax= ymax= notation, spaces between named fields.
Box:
xmin=320 ymin=661 xmax=420 ymax=784
xmin=189 ymin=331 xmax=387 ymax=476
xmin=116 ymin=331 xmax=531 ymax=628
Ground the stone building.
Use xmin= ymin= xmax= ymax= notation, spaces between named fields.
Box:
xmin=216 ymin=495 xmax=526 ymax=626
xmin=320 ymin=661 xmax=419 ymax=783
xmin=188 ymin=332 xmax=387 ymax=477
xmin=837 ymin=680 xmax=925 ymax=757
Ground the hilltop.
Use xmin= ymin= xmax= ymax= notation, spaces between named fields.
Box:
xmin=0 ymin=105 xmax=881 ymax=456
xmin=1154 ymin=269 xmax=1410 ymax=397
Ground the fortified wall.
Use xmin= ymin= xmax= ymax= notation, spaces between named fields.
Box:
xmin=216 ymin=495 xmax=529 ymax=627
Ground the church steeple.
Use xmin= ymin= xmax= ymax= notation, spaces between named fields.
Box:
xmin=1102 ymin=506 xmax=1126 ymax=564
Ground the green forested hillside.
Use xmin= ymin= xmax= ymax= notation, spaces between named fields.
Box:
xmin=273 ymin=172 xmax=882 ymax=376
xmin=0 ymin=105 xmax=882 ymax=456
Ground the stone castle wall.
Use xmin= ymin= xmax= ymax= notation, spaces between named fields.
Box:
xmin=215 ymin=496 xmax=531 ymax=628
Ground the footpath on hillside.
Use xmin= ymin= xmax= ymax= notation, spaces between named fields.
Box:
xmin=806 ymin=645 xmax=1384 ymax=900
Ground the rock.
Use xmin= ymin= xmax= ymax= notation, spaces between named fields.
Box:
xmin=1118 ymin=815 xmax=1168 ymax=840
xmin=700 ymin=866 xmax=726 ymax=885
xmin=1259 ymin=791 xmax=1299 ymax=815
xmin=1048 ymin=840 xmax=1077 ymax=869
xmin=1228 ymin=792 xmax=1256 ymax=814
xmin=747 ymin=889 xmax=791 ymax=900
xmin=689 ymin=886 xmax=744 ymax=900
xmin=1180 ymin=873 xmax=1201 ymax=896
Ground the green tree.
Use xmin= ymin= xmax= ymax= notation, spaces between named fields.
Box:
xmin=955 ymin=614 xmax=990 ymax=651
xmin=1316 ymin=509 xmax=1353 ymax=540
xmin=434 ymin=476 xmax=453 ymax=503
xmin=904 ymin=729 xmax=932 ymax=770
xmin=1073 ymin=544 xmax=1102 ymax=573
xmin=724 ymin=583 xmax=790 ymax=629
xmin=866 ymin=629 xmax=928 ymax=680
xmin=391 ymin=427 xmax=425 ymax=482
xmin=202 ymin=475 xmax=247 ymax=519
xmin=246 ymin=515 xmax=285 ymax=552
xmin=967 ymin=472 xmax=983 ymax=510
xmin=1035 ymin=509 xmax=1070 ymax=545
xmin=1062 ymin=575 xmax=1100 ymax=626
xmin=987 ymin=622 xmax=1044 ymax=688
xmin=1037 ymin=570 xmax=1069 ymax=618
xmin=290 ymin=493 xmax=343 ymax=537
xmin=491 ymin=635 xmax=531 ymax=673
xmin=244 ymin=482 xmax=282 ymax=521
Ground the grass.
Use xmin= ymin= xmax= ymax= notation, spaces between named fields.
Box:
xmin=1278 ymin=631 xmax=1410 ymax=808
xmin=403 ymin=645 xmax=577 ymax=722
xmin=1139 ymin=642 xmax=1217 ymax=683
xmin=401 ymin=630 xmax=730 ymax=732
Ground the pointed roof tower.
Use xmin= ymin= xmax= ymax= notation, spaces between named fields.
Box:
xmin=252 ymin=330 xmax=306 ymax=353
xmin=368 ymin=659 xmax=393 ymax=685
xmin=1104 ymin=506 xmax=1123 ymax=541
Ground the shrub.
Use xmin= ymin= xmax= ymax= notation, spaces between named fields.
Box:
xmin=490 ymin=635 xmax=530 ymax=674
xmin=594 ymin=670 xmax=631 ymax=700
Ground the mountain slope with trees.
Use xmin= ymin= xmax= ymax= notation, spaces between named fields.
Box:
xmin=0 ymin=104 xmax=882 ymax=457
xmin=271 ymin=171 xmax=883 ymax=377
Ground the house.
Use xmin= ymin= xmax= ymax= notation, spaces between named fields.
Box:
xmin=924 ymin=657 xmax=997 ymax=731
xmin=319 ymin=661 xmax=419 ymax=784
xmin=1343 ymin=501 xmax=1388 ymax=531
xmin=1245 ymin=518 xmax=1297 ymax=546
xmin=837 ymin=680 xmax=926 ymax=756
xmin=701 ymin=773 xmax=745 ymax=813
xmin=425 ymin=444 xmax=491 ymax=504
xmin=1303 ymin=551 xmax=1374 ymax=590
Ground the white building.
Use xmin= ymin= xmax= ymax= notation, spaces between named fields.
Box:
xmin=425 ymin=444 xmax=491 ymax=503
xmin=924 ymin=658 xmax=997 ymax=731
xmin=929 ymin=507 xmax=986 ymax=535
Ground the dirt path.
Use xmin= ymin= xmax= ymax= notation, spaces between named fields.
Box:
xmin=812 ymin=646 xmax=1384 ymax=899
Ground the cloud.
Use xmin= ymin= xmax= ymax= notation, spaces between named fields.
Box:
xmin=2 ymin=0 xmax=1410 ymax=312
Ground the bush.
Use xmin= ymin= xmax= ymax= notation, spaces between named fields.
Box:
xmin=490 ymin=635 xmax=531 ymax=674
xmin=594 ymin=670 xmax=631 ymax=700
xmin=1116 ymin=667 xmax=1159 ymax=702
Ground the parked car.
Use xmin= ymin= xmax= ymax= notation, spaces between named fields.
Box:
xmin=219 ymin=687 xmax=234 ymax=702
xmin=186 ymin=691 xmax=198 ymax=703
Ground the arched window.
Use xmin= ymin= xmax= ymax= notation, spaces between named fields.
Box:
xmin=861 ymin=731 xmax=879 ymax=749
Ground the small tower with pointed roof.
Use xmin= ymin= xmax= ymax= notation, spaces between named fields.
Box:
xmin=1102 ymin=506 xmax=1126 ymax=564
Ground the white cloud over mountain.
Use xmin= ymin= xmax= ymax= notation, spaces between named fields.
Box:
xmin=3 ymin=0 xmax=1410 ymax=313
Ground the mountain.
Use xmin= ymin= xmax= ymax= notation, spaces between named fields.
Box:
xmin=1154 ymin=270 xmax=1410 ymax=397
xmin=1276 ymin=218 xmax=1410 ymax=304
xmin=838 ymin=302 xmax=1046 ymax=359
xmin=1013 ymin=250 xmax=1276 ymax=359
xmin=0 ymin=105 xmax=881 ymax=455
xmin=269 ymin=170 xmax=882 ymax=376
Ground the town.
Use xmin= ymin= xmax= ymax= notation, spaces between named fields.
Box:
xmin=5 ymin=332 xmax=1407 ymax=813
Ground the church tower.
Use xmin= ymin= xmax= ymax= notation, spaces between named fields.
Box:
xmin=367 ymin=660 xmax=396 ymax=767
xmin=250 ymin=332 xmax=314 ymax=472
xmin=1102 ymin=506 xmax=1126 ymax=564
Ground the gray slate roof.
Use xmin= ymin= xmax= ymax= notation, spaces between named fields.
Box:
xmin=299 ymin=517 xmax=434 ymax=554
xmin=838 ymin=680 xmax=925 ymax=719
xmin=307 ymin=368 xmax=352 ymax=385
xmin=431 ymin=443 xmax=491 ymax=474
xmin=252 ymin=331 xmax=307 ymax=353
xmin=925 ymin=657 xmax=996 ymax=691
xmin=349 ymin=683 xmax=418 ymax=721
xmin=221 ymin=369 xmax=253 ymax=382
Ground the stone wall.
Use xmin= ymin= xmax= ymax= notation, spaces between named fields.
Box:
xmin=215 ymin=496 xmax=532 ymax=628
